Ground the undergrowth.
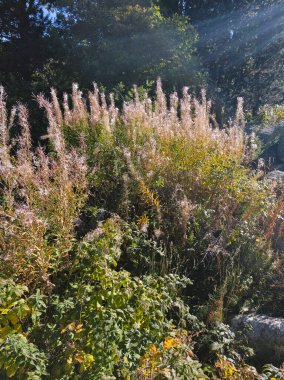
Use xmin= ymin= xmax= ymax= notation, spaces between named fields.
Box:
xmin=0 ymin=81 xmax=283 ymax=379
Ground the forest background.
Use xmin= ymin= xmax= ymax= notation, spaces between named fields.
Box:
xmin=1 ymin=0 xmax=284 ymax=137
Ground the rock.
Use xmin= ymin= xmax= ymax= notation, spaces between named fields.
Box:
xmin=259 ymin=144 xmax=278 ymax=167
xmin=258 ymin=124 xmax=284 ymax=145
xmin=231 ymin=314 xmax=284 ymax=364
xmin=266 ymin=170 xmax=284 ymax=183
xmin=257 ymin=123 xmax=284 ymax=165
xmin=258 ymin=124 xmax=283 ymax=144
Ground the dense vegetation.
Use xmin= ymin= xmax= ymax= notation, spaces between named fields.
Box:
xmin=0 ymin=81 xmax=283 ymax=378
xmin=1 ymin=0 xmax=283 ymax=116
xmin=1 ymin=0 xmax=284 ymax=379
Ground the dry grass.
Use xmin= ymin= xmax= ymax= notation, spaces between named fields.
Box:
xmin=0 ymin=87 xmax=88 ymax=289
xmin=0 ymin=79 xmax=279 ymax=290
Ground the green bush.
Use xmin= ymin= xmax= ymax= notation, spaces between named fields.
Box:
xmin=0 ymin=81 xmax=283 ymax=378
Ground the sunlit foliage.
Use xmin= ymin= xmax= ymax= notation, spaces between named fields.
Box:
xmin=0 ymin=81 xmax=283 ymax=378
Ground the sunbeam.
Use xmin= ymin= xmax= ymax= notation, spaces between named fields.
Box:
xmin=195 ymin=1 xmax=284 ymax=65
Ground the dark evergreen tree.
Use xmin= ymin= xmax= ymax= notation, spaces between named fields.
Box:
xmin=188 ymin=0 xmax=284 ymax=113
xmin=161 ymin=0 xmax=284 ymax=113
xmin=0 ymin=1 xmax=54 ymax=101
xmin=54 ymin=0 xmax=202 ymax=94
xmin=0 ymin=0 xmax=203 ymax=104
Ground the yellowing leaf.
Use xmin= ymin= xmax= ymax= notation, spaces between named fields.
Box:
xmin=149 ymin=344 xmax=158 ymax=355
xmin=74 ymin=352 xmax=85 ymax=364
xmin=61 ymin=322 xmax=76 ymax=333
xmin=75 ymin=324 xmax=84 ymax=333
xmin=67 ymin=356 xmax=73 ymax=365
xmin=163 ymin=336 xmax=179 ymax=350
xmin=7 ymin=312 xmax=19 ymax=326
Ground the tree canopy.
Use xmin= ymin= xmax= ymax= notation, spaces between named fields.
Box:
xmin=0 ymin=0 xmax=203 ymax=107
xmin=0 ymin=0 xmax=283 ymax=117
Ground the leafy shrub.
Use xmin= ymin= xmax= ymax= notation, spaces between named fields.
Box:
xmin=0 ymin=334 xmax=47 ymax=379
xmin=0 ymin=279 xmax=47 ymax=379
xmin=0 ymin=80 xmax=282 ymax=378
xmin=257 ymin=104 xmax=284 ymax=126
xmin=135 ymin=331 xmax=206 ymax=380
xmin=42 ymin=218 xmax=193 ymax=378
